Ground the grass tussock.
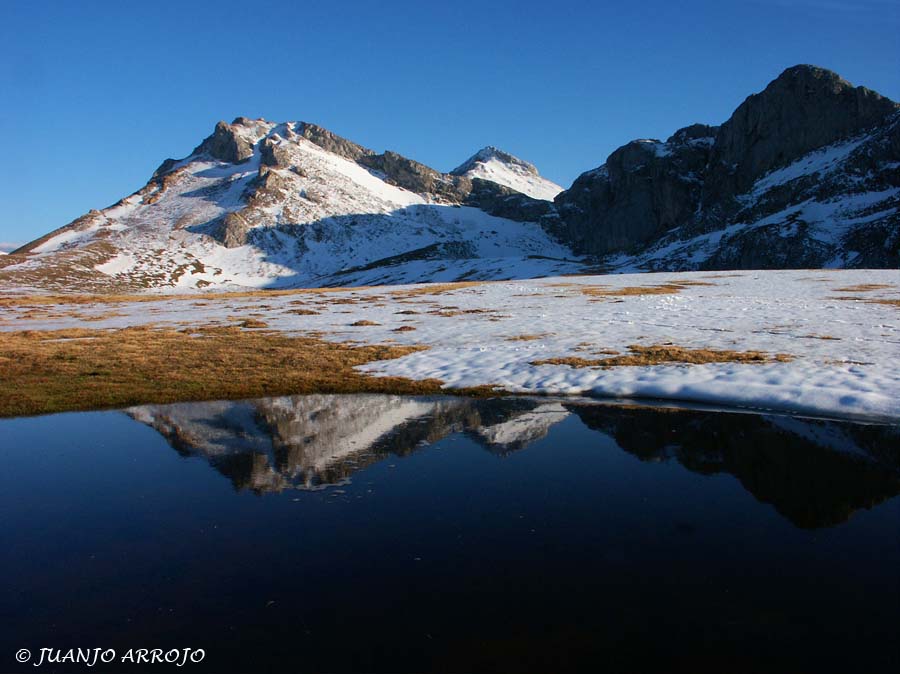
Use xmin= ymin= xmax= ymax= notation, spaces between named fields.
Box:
xmin=391 ymin=281 xmax=484 ymax=299
xmin=393 ymin=325 xmax=417 ymax=332
xmin=833 ymin=284 xmax=893 ymax=292
xmin=238 ymin=319 xmax=269 ymax=329
xmin=832 ymin=296 xmax=900 ymax=308
xmin=532 ymin=344 xmax=792 ymax=368
xmin=350 ymin=320 xmax=380 ymax=326
xmin=546 ymin=280 xmax=716 ymax=297
xmin=0 ymin=326 xmax=480 ymax=418
xmin=428 ymin=308 xmax=497 ymax=317
xmin=567 ymin=281 xmax=717 ymax=299
xmin=506 ymin=334 xmax=550 ymax=341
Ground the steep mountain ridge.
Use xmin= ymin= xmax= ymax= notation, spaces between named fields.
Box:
xmin=3 ymin=120 xmax=580 ymax=291
xmin=3 ymin=64 xmax=898 ymax=293
xmin=553 ymin=65 xmax=900 ymax=269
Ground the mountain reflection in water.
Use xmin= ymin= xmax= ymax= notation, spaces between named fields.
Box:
xmin=128 ymin=394 xmax=900 ymax=529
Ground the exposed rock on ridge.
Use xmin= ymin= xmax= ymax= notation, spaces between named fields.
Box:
xmin=553 ymin=64 xmax=900 ymax=268
xmin=710 ymin=65 xmax=899 ymax=194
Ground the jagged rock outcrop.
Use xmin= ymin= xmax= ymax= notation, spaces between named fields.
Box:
xmin=295 ymin=121 xmax=374 ymax=162
xmin=192 ymin=117 xmax=271 ymax=163
xmin=554 ymin=126 xmax=716 ymax=254
xmin=465 ymin=178 xmax=556 ymax=223
xmin=553 ymin=65 xmax=900 ymax=269
xmin=359 ymin=151 xmax=472 ymax=203
xmin=709 ymin=65 xmax=899 ymax=195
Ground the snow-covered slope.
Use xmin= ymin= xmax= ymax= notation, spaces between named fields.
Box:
xmin=451 ymin=146 xmax=563 ymax=200
xmin=2 ymin=120 xmax=583 ymax=292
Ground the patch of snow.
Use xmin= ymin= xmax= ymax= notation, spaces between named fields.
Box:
xmin=95 ymin=252 xmax=137 ymax=276
xmin=751 ymin=134 xmax=869 ymax=196
xmin=636 ymin=139 xmax=672 ymax=158
xmin=8 ymin=269 xmax=899 ymax=423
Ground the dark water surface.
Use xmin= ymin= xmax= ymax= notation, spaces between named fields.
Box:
xmin=2 ymin=395 xmax=899 ymax=673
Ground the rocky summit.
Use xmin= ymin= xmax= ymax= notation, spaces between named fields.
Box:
xmin=3 ymin=64 xmax=898 ymax=293
xmin=552 ymin=65 xmax=900 ymax=269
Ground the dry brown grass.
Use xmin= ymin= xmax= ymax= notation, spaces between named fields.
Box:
xmin=284 ymin=308 xmax=319 ymax=316
xmin=319 ymin=297 xmax=358 ymax=305
xmin=831 ymin=296 xmax=900 ymax=308
xmin=573 ymin=347 xmax=620 ymax=355
xmin=833 ymin=284 xmax=893 ymax=292
xmin=350 ymin=320 xmax=380 ymax=326
xmin=0 ymin=284 xmax=379 ymax=309
xmin=237 ymin=319 xmax=269 ymax=329
xmin=0 ymin=325 xmax=505 ymax=417
xmin=531 ymin=344 xmax=792 ymax=368
xmin=428 ymin=307 xmax=498 ymax=317
xmin=393 ymin=325 xmax=417 ymax=332
xmin=391 ymin=281 xmax=484 ymax=299
xmin=506 ymin=334 xmax=549 ymax=341
xmin=577 ymin=281 xmax=716 ymax=298
xmin=81 ymin=311 xmax=128 ymax=322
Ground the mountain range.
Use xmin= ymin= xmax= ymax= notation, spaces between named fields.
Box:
xmin=2 ymin=64 xmax=897 ymax=292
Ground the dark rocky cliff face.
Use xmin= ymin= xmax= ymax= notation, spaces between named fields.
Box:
xmin=709 ymin=65 xmax=898 ymax=195
xmin=554 ymin=125 xmax=716 ymax=255
xmin=552 ymin=65 xmax=900 ymax=268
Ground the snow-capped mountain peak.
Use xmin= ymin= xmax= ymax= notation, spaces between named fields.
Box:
xmin=1 ymin=119 xmax=582 ymax=292
xmin=451 ymin=146 xmax=563 ymax=201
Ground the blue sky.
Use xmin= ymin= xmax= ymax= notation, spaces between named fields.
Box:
xmin=1 ymin=0 xmax=898 ymax=247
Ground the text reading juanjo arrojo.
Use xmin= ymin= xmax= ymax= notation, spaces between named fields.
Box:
xmin=16 ymin=647 xmax=206 ymax=667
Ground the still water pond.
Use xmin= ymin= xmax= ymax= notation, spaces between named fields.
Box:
xmin=2 ymin=395 xmax=899 ymax=673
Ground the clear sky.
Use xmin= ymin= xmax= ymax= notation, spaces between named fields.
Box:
xmin=1 ymin=0 xmax=898 ymax=247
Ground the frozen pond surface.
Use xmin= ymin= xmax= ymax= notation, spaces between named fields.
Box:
xmin=2 ymin=394 xmax=899 ymax=672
